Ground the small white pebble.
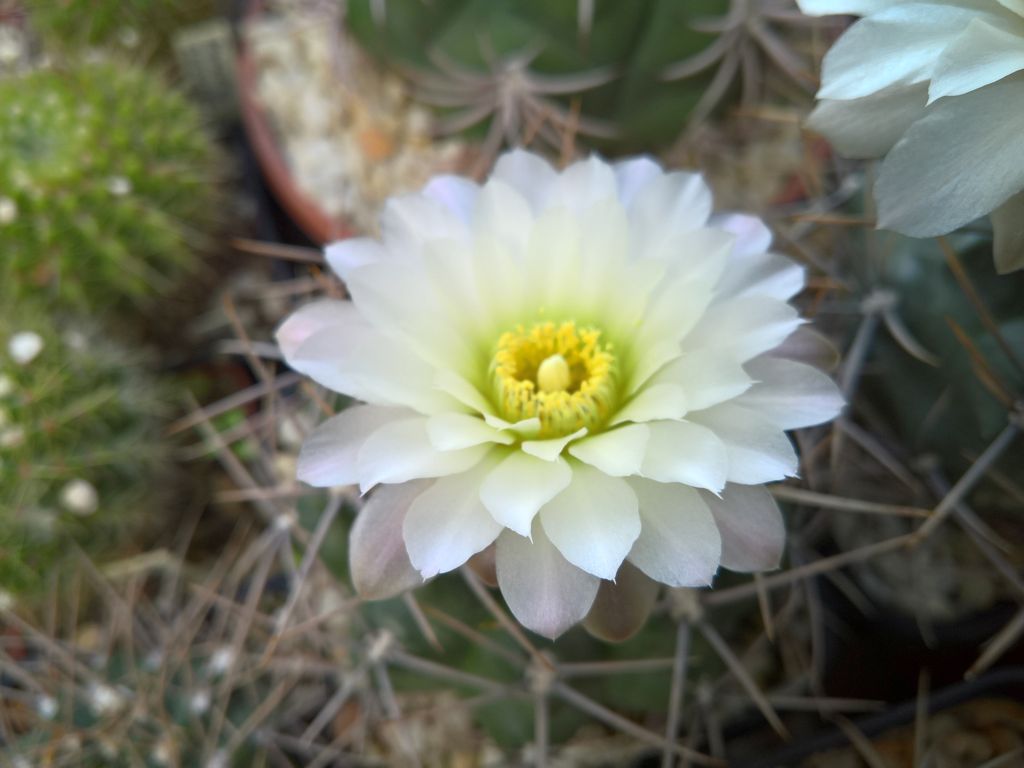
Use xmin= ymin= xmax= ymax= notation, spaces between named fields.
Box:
xmin=59 ymin=479 xmax=99 ymax=516
xmin=153 ymin=738 xmax=172 ymax=765
xmin=190 ymin=689 xmax=211 ymax=714
xmin=107 ymin=176 xmax=132 ymax=196
xmin=0 ymin=196 xmax=17 ymax=225
xmin=8 ymin=331 xmax=43 ymax=365
xmin=207 ymin=646 xmax=235 ymax=675
xmin=36 ymin=695 xmax=58 ymax=720
xmin=87 ymin=683 xmax=122 ymax=716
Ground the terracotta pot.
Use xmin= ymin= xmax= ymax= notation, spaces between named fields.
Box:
xmin=235 ymin=0 xmax=353 ymax=245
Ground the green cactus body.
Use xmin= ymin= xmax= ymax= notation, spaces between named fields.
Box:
xmin=26 ymin=0 xmax=218 ymax=56
xmin=345 ymin=0 xmax=730 ymax=150
xmin=0 ymin=297 xmax=167 ymax=593
xmin=0 ymin=59 xmax=220 ymax=314
xmin=866 ymin=232 xmax=1024 ymax=470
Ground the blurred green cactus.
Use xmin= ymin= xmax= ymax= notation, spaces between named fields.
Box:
xmin=26 ymin=0 xmax=217 ymax=55
xmin=0 ymin=295 xmax=167 ymax=593
xmin=0 ymin=57 xmax=221 ymax=315
xmin=345 ymin=0 xmax=732 ymax=151
xmin=866 ymin=232 xmax=1024 ymax=473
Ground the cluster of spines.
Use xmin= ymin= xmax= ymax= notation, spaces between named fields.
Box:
xmin=0 ymin=58 xmax=220 ymax=315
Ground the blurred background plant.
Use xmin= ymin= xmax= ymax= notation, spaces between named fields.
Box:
xmin=0 ymin=293 xmax=168 ymax=595
xmin=24 ymin=0 xmax=218 ymax=59
xmin=0 ymin=56 xmax=222 ymax=318
xmin=346 ymin=0 xmax=824 ymax=158
xmin=239 ymin=0 xmax=829 ymax=240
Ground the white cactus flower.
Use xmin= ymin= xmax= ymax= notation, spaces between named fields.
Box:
xmin=278 ymin=150 xmax=843 ymax=639
xmin=799 ymin=0 xmax=1024 ymax=273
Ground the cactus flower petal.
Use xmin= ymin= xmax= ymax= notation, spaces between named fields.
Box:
xmin=800 ymin=0 xmax=1024 ymax=271
xmin=702 ymin=484 xmax=787 ymax=573
xmin=496 ymin=521 xmax=601 ymax=640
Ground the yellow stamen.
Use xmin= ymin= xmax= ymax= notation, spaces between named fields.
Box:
xmin=490 ymin=321 xmax=618 ymax=438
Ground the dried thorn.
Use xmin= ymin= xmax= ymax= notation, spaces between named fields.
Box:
xmin=387 ymin=650 xmax=513 ymax=696
xmin=759 ymin=695 xmax=884 ymax=714
xmin=882 ymin=308 xmax=940 ymax=367
xmin=705 ymin=533 xmax=919 ymax=606
xmin=559 ymin=96 xmax=582 ymax=167
xmin=914 ymin=668 xmax=930 ymax=766
xmin=214 ymin=339 xmax=284 ymax=360
xmin=938 ymin=236 xmax=1024 ymax=377
xmin=838 ymin=419 xmax=929 ymax=497
xmin=558 ymin=658 xmax=675 ymax=677
xmin=946 ymin=317 xmax=1016 ymax=408
xmin=552 ymin=681 xmax=724 ymax=767
xmin=831 ymin=714 xmax=890 ymax=768
xmin=460 ymin=566 xmax=549 ymax=670
xmin=755 ymin=574 xmax=775 ymax=643
xmin=966 ymin=607 xmax=1024 ymax=680
xmin=698 ymin=621 xmax=790 ymax=741
xmin=420 ymin=605 xmax=524 ymax=666
xmin=261 ymin=493 xmax=344 ymax=665
xmin=215 ymin=485 xmax=323 ymax=503
xmin=978 ymin=748 xmax=1024 ymax=768
xmin=769 ymin=485 xmax=930 ymax=518
xmin=300 ymin=673 xmax=363 ymax=744
xmin=662 ymin=620 xmax=692 ymax=768
xmin=662 ymin=35 xmax=730 ymax=81
xmin=167 ymin=372 xmax=300 ymax=435
xmin=790 ymin=213 xmax=874 ymax=226
xmin=232 ymin=237 xmax=325 ymax=264
xmin=918 ymin=421 xmax=1020 ymax=537
xmin=401 ymin=592 xmax=443 ymax=654
xmin=224 ymin=678 xmax=295 ymax=756
xmin=534 ymin=685 xmax=549 ymax=768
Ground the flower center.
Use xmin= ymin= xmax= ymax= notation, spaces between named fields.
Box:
xmin=490 ymin=320 xmax=618 ymax=438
